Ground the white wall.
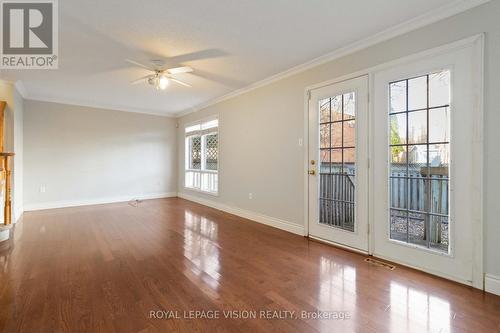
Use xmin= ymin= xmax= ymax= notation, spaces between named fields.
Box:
xmin=24 ymin=100 xmax=177 ymax=209
xmin=177 ymin=1 xmax=500 ymax=278
xmin=13 ymin=87 xmax=24 ymax=221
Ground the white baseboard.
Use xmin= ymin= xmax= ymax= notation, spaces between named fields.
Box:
xmin=23 ymin=192 xmax=178 ymax=211
xmin=14 ymin=205 xmax=23 ymax=223
xmin=485 ymin=274 xmax=500 ymax=296
xmin=178 ymin=192 xmax=306 ymax=236
xmin=0 ymin=228 xmax=10 ymax=242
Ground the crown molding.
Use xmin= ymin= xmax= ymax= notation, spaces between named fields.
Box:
xmin=10 ymin=79 xmax=176 ymax=117
xmin=175 ymin=0 xmax=490 ymax=118
xmin=25 ymin=94 xmax=176 ymax=118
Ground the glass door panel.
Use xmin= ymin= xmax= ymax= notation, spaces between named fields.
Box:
xmin=388 ymin=70 xmax=450 ymax=252
xmin=318 ymin=93 xmax=357 ymax=232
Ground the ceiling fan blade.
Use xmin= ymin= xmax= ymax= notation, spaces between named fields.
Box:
xmin=125 ymin=59 xmax=155 ymax=71
xmin=193 ymin=69 xmax=244 ymax=87
xmin=169 ymin=77 xmax=192 ymax=87
xmin=130 ymin=75 xmax=154 ymax=85
xmin=167 ymin=66 xmax=193 ymax=75
xmin=157 ymin=49 xmax=227 ymax=66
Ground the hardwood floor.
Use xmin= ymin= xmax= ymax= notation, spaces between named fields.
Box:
xmin=0 ymin=198 xmax=499 ymax=333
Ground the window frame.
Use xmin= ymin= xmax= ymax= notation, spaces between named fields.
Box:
xmin=184 ymin=116 xmax=219 ymax=195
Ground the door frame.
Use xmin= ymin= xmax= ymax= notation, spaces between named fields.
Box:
xmin=303 ymin=34 xmax=484 ymax=288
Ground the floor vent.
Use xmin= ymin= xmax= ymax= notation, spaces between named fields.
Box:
xmin=364 ymin=257 xmax=396 ymax=270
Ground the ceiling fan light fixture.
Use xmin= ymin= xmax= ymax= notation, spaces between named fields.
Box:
xmin=158 ymin=75 xmax=169 ymax=90
xmin=127 ymin=59 xmax=192 ymax=90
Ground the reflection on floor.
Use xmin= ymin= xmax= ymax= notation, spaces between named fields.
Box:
xmin=0 ymin=198 xmax=498 ymax=332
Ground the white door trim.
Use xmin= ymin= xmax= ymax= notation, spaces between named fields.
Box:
xmin=303 ymin=34 xmax=483 ymax=289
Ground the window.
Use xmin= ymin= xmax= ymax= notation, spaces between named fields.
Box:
xmin=388 ymin=70 xmax=450 ymax=252
xmin=185 ymin=118 xmax=219 ymax=194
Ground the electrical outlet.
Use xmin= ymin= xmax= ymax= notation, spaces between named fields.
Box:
xmin=40 ymin=185 xmax=46 ymax=193
xmin=248 ymin=193 xmax=253 ymax=200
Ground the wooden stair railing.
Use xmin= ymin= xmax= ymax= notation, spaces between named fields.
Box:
xmin=0 ymin=101 xmax=14 ymax=226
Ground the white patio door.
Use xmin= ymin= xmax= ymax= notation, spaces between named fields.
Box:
xmin=371 ymin=38 xmax=483 ymax=287
xmin=308 ymin=76 xmax=369 ymax=252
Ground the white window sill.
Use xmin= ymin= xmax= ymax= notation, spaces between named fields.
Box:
xmin=185 ymin=169 xmax=218 ymax=173
xmin=183 ymin=186 xmax=219 ymax=197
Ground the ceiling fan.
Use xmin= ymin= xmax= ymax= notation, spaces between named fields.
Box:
xmin=126 ymin=59 xmax=193 ymax=90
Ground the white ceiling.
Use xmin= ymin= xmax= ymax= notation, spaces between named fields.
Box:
xmin=0 ymin=0 xmax=484 ymax=116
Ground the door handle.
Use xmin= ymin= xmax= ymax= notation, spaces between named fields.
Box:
xmin=308 ymin=169 xmax=316 ymax=175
